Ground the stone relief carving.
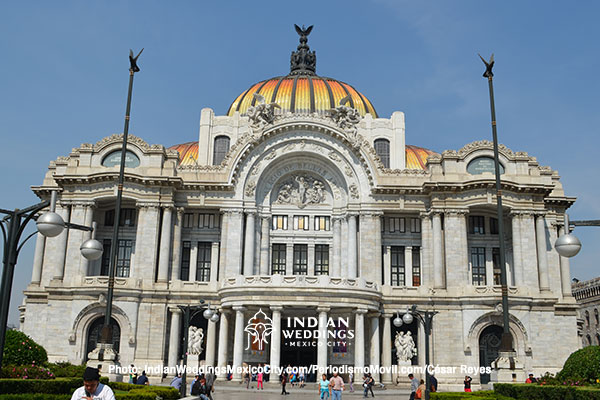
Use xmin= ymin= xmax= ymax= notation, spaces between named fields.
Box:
xmin=328 ymin=151 xmax=342 ymax=162
xmin=245 ymin=180 xmax=257 ymax=197
xmin=247 ymin=93 xmax=281 ymax=129
xmin=275 ymin=174 xmax=326 ymax=208
xmin=349 ymin=183 xmax=359 ymax=199
xmin=327 ymin=95 xmax=361 ymax=134
xmin=187 ymin=326 xmax=204 ymax=355
xmin=344 ymin=165 xmax=353 ymax=177
xmin=264 ymin=150 xmax=277 ymax=160
xmin=394 ymin=331 xmax=417 ymax=362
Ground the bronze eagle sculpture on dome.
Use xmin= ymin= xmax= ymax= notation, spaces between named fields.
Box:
xmin=295 ymin=24 xmax=313 ymax=39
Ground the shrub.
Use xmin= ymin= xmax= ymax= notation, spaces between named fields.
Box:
xmin=0 ymin=364 xmax=55 ymax=379
xmin=0 ymin=395 xmax=70 ymax=400
xmin=2 ymin=330 xmax=47 ymax=366
xmin=0 ymin=377 xmax=81 ymax=394
xmin=557 ymin=346 xmax=600 ymax=383
xmin=430 ymin=391 xmax=513 ymax=399
xmin=46 ymin=362 xmax=87 ymax=378
xmin=494 ymin=383 xmax=600 ymax=400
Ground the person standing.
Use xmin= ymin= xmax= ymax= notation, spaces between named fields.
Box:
xmin=280 ymin=368 xmax=290 ymax=395
xmin=349 ymin=372 xmax=354 ymax=393
xmin=464 ymin=376 xmax=472 ymax=392
xmin=318 ymin=373 xmax=330 ymax=400
xmin=257 ymin=368 xmax=264 ymax=390
xmin=429 ymin=373 xmax=438 ymax=392
xmin=408 ymin=374 xmax=419 ymax=400
xmin=416 ymin=379 xmax=426 ymax=399
xmin=70 ymin=367 xmax=115 ymax=400
xmin=366 ymin=373 xmax=375 ymax=397
xmin=205 ymin=371 xmax=216 ymax=400
xmin=329 ymin=372 xmax=345 ymax=400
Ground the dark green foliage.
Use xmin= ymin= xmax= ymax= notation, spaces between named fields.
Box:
xmin=46 ymin=362 xmax=87 ymax=378
xmin=2 ymin=330 xmax=47 ymax=366
xmin=0 ymin=377 xmax=81 ymax=394
xmin=0 ymin=395 xmax=70 ymax=400
xmin=557 ymin=346 xmax=600 ymax=383
xmin=430 ymin=391 xmax=513 ymax=399
xmin=494 ymin=383 xmax=600 ymax=400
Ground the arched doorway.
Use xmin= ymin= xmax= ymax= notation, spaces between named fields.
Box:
xmin=85 ymin=317 xmax=121 ymax=361
xmin=479 ymin=325 xmax=503 ymax=384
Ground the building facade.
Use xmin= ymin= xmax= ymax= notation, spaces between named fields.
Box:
xmin=21 ymin=29 xmax=579 ymax=387
xmin=572 ymin=278 xmax=600 ymax=347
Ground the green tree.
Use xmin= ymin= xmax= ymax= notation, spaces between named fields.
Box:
xmin=557 ymin=345 xmax=600 ymax=383
xmin=3 ymin=329 xmax=48 ymax=366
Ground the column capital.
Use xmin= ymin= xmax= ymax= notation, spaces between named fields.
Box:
xmin=245 ymin=210 xmax=258 ymax=216
xmin=270 ymin=305 xmax=284 ymax=312
xmin=445 ymin=208 xmax=469 ymax=216
xmin=354 ymin=308 xmax=368 ymax=315
xmin=69 ymin=200 xmax=97 ymax=208
xmin=222 ymin=208 xmax=244 ymax=216
xmin=137 ymin=202 xmax=161 ymax=210
xmin=381 ymin=312 xmax=394 ymax=318
xmin=168 ymin=306 xmax=183 ymax=314
xmin=176 ymin=207 xmax=186 ymax=215
xmin=232 ymin=305 xmax=246 ymax=312
xmin=160 ymin=203 xmax=175 ymax=210
xmin=260 ymin=215 xmax=271 ymax=222
xmin=360 ymin=211 xmax=384 ymax=218
xmin=316 ymin=306 xmax=330 ymax=313
xmin=368 ymin=311 xmax=381 ymax=318
xmin=347 ymin=211 xmax=360 ymax=218
xmin=218 ymin=307 xmax=231 ymax=315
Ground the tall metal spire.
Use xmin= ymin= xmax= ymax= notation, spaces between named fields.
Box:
xmin=290 ymin=24 xmax=316 ymax=75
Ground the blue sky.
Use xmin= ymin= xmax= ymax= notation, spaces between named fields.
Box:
xmin=1 ymin=1 xmax=599 ymax=325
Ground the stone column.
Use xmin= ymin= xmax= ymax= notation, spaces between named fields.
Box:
xmin=170 ymin=208 xmax=184 ymax=281
xmin=373 ymin=214 xmax=383 ymax=284
xmin=157 ymin=207 xmax=173 ymax=282
xmin=189 ymin=243 xmax=198 ymax=282
xmin=53 ymin=204 xmax=71 ymax=281
xmin=558 ymin=224 xmax=573 ymax=297
xmin=232 ymin=306 xmax=246 ymax=381
xmin=259 ymin=216 xmax=271 ymax=275
xmin=405 ymin=246 xmax=413 ymax=287
xmin=308 ymin=243 xmax=315 ymax=275
xmin=485 ymin=247 xmax=494 ymax=285
xmin=444 ymin=210 xmax=469 ymax=286
xmin=317 ymin=307 xmax=329 ymax=374
xmin=286 ymin=243 xmax=294 ymax=275
xmin=536 ymin=214 xmax=550 ymax=291
xmin=205 ymin=317 xmax=217 ymax=367
xmin=220 ymin=210 xmax=244 ymax=277
xmin=381 ymin=313 xmax=393 ymax=384
xmin=243 ymin=212 xmax=256 ymax=275
xmin=269 ymin=306 xmax=283 ymax=381
xmin=369 ymin=313 xmax=380 ymax=381
xmin=510 ymin=213 xmax=523 ymax=286
xmin=420 ymin=214 xmax=432 ymax=287
xmin=432 ymin=212 xmax=444 ymax=289
xmin=133 ymin=204 xmax=161 ymax=280
xmin=520 ymin=213 xmax=540 ymax=291
xmin=80 ymin=204 xmax=95 ymax=277
xmin=216 ymin=309 xmax=230 ymax=378
xmin=354 ymin=308 xmax=366 ymax=381
xmin=332 ymin=217 xmax=342 ymax=276
xmin=31 ymin=233 xmax=46 ymax=284
xmin=383 ymin=246 xmax=391 ymax=286
xmin=167 ymin=308 xmax=182 ymax=371
xmin=210 ymin=242 xmax=219 ymax=282
xmin=348 ymin=214 xmax=358 ymax=278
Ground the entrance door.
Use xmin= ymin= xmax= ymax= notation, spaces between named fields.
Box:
xmin=478 ymin=325 xmax=503 ymax=384
xmin=85 ymin=317 xmax=120 ymax=362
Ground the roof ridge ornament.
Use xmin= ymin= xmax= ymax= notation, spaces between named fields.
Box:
xmin=290 ymin=24 xmax=316 ymax=76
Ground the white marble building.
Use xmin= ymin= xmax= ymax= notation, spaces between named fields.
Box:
xmin=21 ymin=28 xmax=578 ymax=387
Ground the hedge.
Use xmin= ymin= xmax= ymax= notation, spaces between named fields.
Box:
xmin=557 ymin=346 xmax=600 ymax=383
xmin=494 ymin=383 xmax=600 ymax=400
xmin=2 ymin=331 xmax=47 ymax=366
xmin=430 ymin=391 xmax=513 ymax=399
xmin=0 ymin=377 xmax=81 ymax=394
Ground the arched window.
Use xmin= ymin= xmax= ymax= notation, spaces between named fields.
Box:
xmin=85 ymin=317 xmax=120 ymax=361
xmin=213 ymin=136 xmax=230 ymax=165
xmin=374 ymin=138 xmax=390 ymax=168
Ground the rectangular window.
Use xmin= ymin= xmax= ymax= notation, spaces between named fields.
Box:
xmin=471 ymin=247 xmax=486 ymax=285
xmin=293 ymin=244 xmax=308 ymax=275
xmin=183 ymin=213 xmax=195 ymax=228
xmin=314 ymin=244 xmax=329 ymax=275
xmin=314 ymin=216 xmax=331 ymax=231
xmin=104 ymin=209 xmax=136 ymax=227
xmin=492 ymin=247 xmax=501 ymax=285
xmin=101 ymin=239 xmax=112 ymax=275
xmin=101 ymin=239 xmax=133 ymax=277
xmin=198 ymin=213 xmax=216 ymax=229
xmin=272 ymin=215 xmax=288 ymax=230
xmin=293 ymin=215 xmax=309 ymax=230
xmin=469 ymin=216 xmax=485 ymax=234
xmin=412 ymin=246 xmax=421 ymax=286
xmin=180 ymin=241 xmax=191 ymax=280
xmin=389 ymin=217 xmax=405 ymax=233
xmin=196 ymin=242 xmax=211 ymax=282
xmin=410 ymin=218 xmax=421 ymax=233
xmin=390 ymin=246 xmax=405 ymax=286
xmin=271 ymin=244 xmax=286 ymax=274
xmin=490 ymin=217 xmax=499 ymax=235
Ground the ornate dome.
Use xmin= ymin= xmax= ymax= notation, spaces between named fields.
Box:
xmin=226 ymin=25 xmax=377 ymax=118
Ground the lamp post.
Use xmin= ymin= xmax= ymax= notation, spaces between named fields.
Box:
xmin=178 ymin=302 xmax=219 ymax=398
xmin=555 ymin=214 xmax=589 ymax=258
xmin=393 ymin=305 xmax=438 ymax=400
xmin=0 ymin=191 xmax=102 ymax=368
xmin=479 ymin=54 xmax=514 ymax=355
xmin=98 ymin=48 xmax=143 ymax=356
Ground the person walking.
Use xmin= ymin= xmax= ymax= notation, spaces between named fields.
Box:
xmin=257 ymin=368 xmax=264 ymax=390
xmin=416 ymin=379 xmax=426 ymax=399
xmin=318 ymin=373 xmax=330 ymax=400
xmin=329 ymin=372 xmax=345 ymax=400
xmin=430 ymin=373 xmax=438 ymax=392
xmin=349 ymin=372 xmax=354 ymax=393
xmin=280 ymin=368 xmax=290 ymax=395
xmin=366 ymin=373 xmax=375 ymax=397
xmin=408 ymin=374 xmax=419 ymax=400
xmin=205 ymin=371 xmax=216 ymax=400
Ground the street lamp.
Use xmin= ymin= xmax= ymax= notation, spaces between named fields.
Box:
xmin=0 ymin=191 xmax=102 ymax=368
xmin=178 ymin=302 xmax=219 ymax=397
xmin=393 ymin=305 xmax=438 ymax=400
xmin=554 ymin=214 xmax=582 ymax=258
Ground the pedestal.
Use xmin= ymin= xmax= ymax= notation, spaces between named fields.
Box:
xmin=490 ymin=351 xmax=525 ymax=385
xmin=394 ymin=360 xmax=412 ymax=386
xmin=87 ymin=343 xmax=123 ymax=382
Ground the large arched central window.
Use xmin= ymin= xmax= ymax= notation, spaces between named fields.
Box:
xmin=85 ymin=317 xmax=120 ymax=361
xmin=213 ymin=136 xmax=230 ymax=165
xmin=374 ymin=138 xmax=390 ymax=168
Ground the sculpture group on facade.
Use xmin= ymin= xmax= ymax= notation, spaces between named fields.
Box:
xmin=187 ymin=326 xmax=204 ymax=356
xmin=394 ymin=331 xmax=417 ymax=363
xmin=275 ymin=174 xmax=326 ymax=208
xmin=247 ymin=93 xmax=281 ymax=129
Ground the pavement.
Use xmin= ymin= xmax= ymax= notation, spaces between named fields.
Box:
xmin=179 ymin=382 xmax=411 ymax=399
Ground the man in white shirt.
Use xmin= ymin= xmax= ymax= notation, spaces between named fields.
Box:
xmin=70 ymin=367 xmax=116 ymax=400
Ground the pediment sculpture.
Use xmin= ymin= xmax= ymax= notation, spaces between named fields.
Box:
xmin=275 ymin=174 xmax=326 ymax=208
